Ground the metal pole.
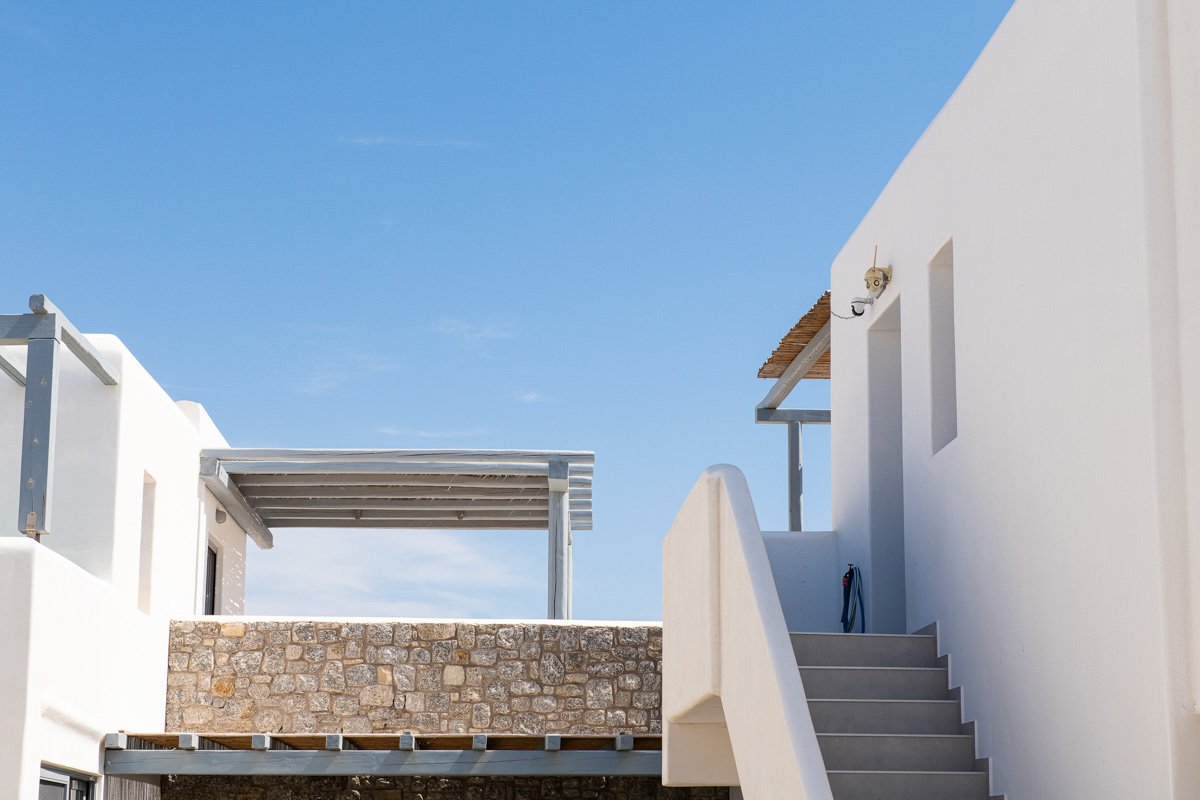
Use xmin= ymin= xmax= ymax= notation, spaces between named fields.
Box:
xmin=787 ymin=421 xmax=803 ymax=531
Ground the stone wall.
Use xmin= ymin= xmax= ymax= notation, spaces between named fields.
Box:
xmin=162 ymin=775 xmax=726 ymax=800
xmin=166 ymin=620 xmax=663 ymax=735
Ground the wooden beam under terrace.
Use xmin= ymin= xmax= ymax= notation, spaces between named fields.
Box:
xmin=103 ymin=733 xmax=661 ymax=777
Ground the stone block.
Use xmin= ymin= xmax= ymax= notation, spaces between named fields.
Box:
xmin=360 ymin=685 xmax=395 ymax=707
xmin=219 ymin=622 xmax=246 ymax=638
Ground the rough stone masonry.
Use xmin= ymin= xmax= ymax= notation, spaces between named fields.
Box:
xmin=166 ymin=620 xmax=664 ymax=735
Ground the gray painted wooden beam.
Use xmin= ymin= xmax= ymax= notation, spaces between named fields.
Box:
xmin=0 ymin=348 xmax=24 ymax=386
xmin=257 ymin=509 xmax=590 ymax=522
xmin=0 ymin=313 xmax=57 ymax=345
xmin=199 ymin=457 xmax=275 ymax=550
xmin=29 ymin=295 xmax=120 ymax=385
xmin=103 ymin=749 xmax=662 ymax=777
xmin=219 ymin=461 xmax=592 ymax=477
xmin=248 ymin=499 xmax=591 ymax=512
xmin=756 ymin=318 xmax=830 ymax=411
xmin=239 ymin=485 xmax=590 ymax=500
xmin=754 ymin=407 xmax=832 ymax=425
xmin=18 ymin=337 xmax=59 ymax=537
xmin=202 ymin=448 xmax=594 ymax=465
xmin=232 ymin=473 xmax=592 ymax=488
xmin=256 ymin=518 xmax=593 ymax=531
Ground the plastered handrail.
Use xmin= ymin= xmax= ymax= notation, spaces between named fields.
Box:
xmin=662 ymin=465 xmax=833 ymax=799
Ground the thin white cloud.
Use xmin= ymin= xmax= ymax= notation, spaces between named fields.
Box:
xmin=432 ymin=318 xmax=519 ymax=342
xmin=338 ymin=136 xmax=489 ymax=151
xmin=376 ymin=426 xmax=487 ymax=439
xmin=296 ymin=351 xmax=396 ymax=396
xmin=516 ymin=391 xmax=551 ymax=404
xmin=0 ymin=19 xmax=57 ymax=53
xmin=245 ymin=529 xmax=540 ymax=618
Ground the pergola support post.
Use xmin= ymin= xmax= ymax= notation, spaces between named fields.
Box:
xmin=18 ymin=335 xmax=61 ymax=538
xmin=547 ymin=459 xmax=571 ymax=619
xmin=787 ymin=421 xmax=803 ymax=531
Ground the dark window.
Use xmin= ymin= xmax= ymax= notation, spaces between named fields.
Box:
xmin=39 ymin=767 xmax=93 ymax=800
xmin=204 ymin=545 xmax=218 ymax=615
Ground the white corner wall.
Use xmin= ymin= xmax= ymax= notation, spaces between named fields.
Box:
xmin=827 ymin=0 xmax=1197 ymax=797
xmin=0 ymin=337 xmax=248 ymax=615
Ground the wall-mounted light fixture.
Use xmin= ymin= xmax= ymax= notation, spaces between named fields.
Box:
xmin=214 ymin=508 xmax=227 ymax=524
xmin=850 ymin=246 xmax=892 ymax=316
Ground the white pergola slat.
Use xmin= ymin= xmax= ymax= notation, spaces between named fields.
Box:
xmin=199 ymin=449 xmax=594 ymax=619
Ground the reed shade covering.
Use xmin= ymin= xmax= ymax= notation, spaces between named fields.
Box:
xmin=200 ymin=450 xmax=593 ymax=531
xmin=758 ymin=290 xmax=831 ymax=380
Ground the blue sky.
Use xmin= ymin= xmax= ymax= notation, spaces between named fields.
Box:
xmin=0 ymin=2 xmax=1012 ymax=620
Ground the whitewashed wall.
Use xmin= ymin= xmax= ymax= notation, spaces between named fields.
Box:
xmin=828 ymin=1 xmax=1198 ymax=797
xmin=0 ymin=335 xmax=249 ymax=798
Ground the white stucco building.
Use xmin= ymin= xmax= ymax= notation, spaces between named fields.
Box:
xmin=0 ymin=319 xmax=251 ymax=799
xmin=664 ymin=1 xmax=1200 ymax=798
xmin=6 ymin=1 xmax=1199 ymax=798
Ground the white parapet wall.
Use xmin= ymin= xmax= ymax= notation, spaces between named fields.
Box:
xmin=662 ymin=465 xmax=833 ymax=799
xmin=0 ymin=538 xmax=167 ymax=800
xmin=825 ymin=1 xmax=1199 ymax=797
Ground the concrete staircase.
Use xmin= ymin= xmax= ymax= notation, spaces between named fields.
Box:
xmin=793 ymin=630 xmax=998 ymax=800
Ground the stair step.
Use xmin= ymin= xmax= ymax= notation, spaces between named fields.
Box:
xmin=801 ymin=666 xmax=949 ymax=700
xmin=827 ymin=770 xmax=989 ymax=800
xmin=792 ymin=632 xmax=938 ymax=668
xmin=809 ymin=699 xmax=963 ymax=735
xmin=817 ymin=733 xmax=976 ymax=772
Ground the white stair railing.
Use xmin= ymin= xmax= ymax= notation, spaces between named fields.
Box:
xmin=663 ymin=465 xmax=833 ymax=799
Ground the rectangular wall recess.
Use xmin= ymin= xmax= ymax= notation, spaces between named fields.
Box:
xmin=929 ymin=239 xmax=958 ymax=452
xmin=137 ymin=473 xmax=157 ymax=613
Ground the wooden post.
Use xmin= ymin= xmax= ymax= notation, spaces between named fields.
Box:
xmin=18 ymin=335 xmax=60 ymax=538
xmin=547 ymin=459 xmax=571 ymax=619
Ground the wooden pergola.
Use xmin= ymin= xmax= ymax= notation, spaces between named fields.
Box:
xmin=756 ymin=291 xmax=831 ymax=531
xmin=199 ymin=449 xmax=594 ymax=619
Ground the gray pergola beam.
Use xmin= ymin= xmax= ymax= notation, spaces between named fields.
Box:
xmin=29 ymin=295 xmax=120 ymax=385
xmin=218 ymin=461 xmax=593 ymax=477
xmin=199 ymin=457 xmax=275 ymax=550
xmin=103 ymin=749 xmax=661 ymax=777
xmin=755 ymin=408 xmax=831 ymax=424
xmin=249 ymin=499 xmax=592 ymax=512
xmin=255 ymin=518 xmax=593 ymax=531
xmin=202 ymin=448 xmax=594 ymax=464
xmin=0 ymin=349 xmax=25 ymax=385
xmin=0 ymin=312 xmax=58 ymax=345
xmin=233 ymin=474 xmax=592 ymax=489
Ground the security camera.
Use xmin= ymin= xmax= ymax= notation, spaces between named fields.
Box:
xmin=850 ymin=296 xmax=874 ymax=317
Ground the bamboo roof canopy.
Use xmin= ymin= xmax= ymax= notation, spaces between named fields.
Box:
xmin=758 ymin=290 xmax=831 ymax=380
